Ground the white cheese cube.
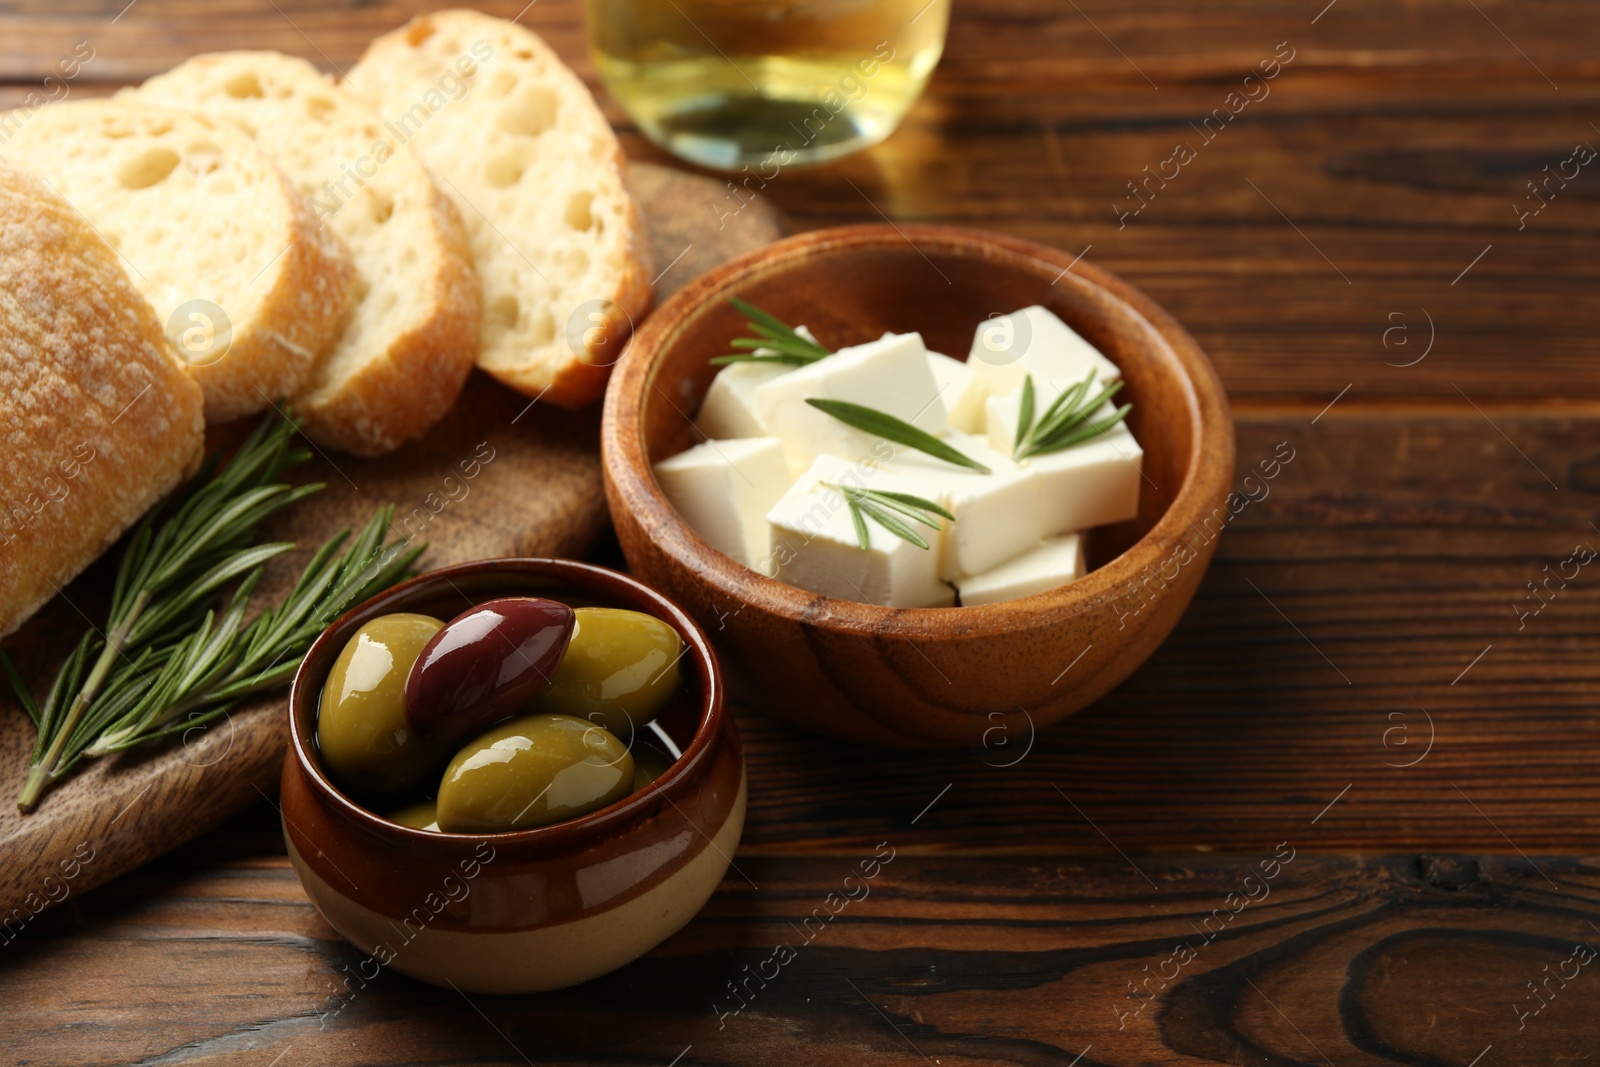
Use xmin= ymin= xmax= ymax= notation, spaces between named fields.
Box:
xmin=984 ymin=390 xmax=1141 ymax=533
xmin=925 ymin=350 xmax=986 ymax=433
xmin=875 ymin=434 xmax=1043 ymax=582
xmin=754 ymin=332 xmax=949 ymax=475
xmin=766 ymin=454 xmax=953 ymax=608
xmin=655 ymin=438 xmax=792 ymax=575
xmin=957 ymin=534 xmax=1086 ymax=606
xmin=1026 ymin=426 xmax=1143 ymax=535
xmin=967 ymin=306 xmax=1121 ymax=407
xmin=693 ymin=324 xmax=819 ymax=439
xmin=697 ymin=362 xmax=790 ymax=439
xmin=985 ymin=386 xmax=1026 ymax=454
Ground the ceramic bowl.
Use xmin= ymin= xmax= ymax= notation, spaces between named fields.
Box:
xmin=602 ymin=224 xmax=1235 ymax=748
xmin=281 ymin=558 xmax=745 ymax=995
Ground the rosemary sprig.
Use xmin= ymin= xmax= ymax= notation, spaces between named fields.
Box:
xmin=1012 ymin=372 xmax=1132 ymax=460
xmin=806 ymin=398 xmax=992 ymax=474
xmin=2 ymin=410 xmax=416 ymax=811
xmin=1013 ymin=375 xmax=1036 ymax=456
xmin=83 ymin=507 xmax=421 ymax=755
xmin=824 ymin=483 xmax=954 ymax=551
xmin=10 ymin=414 xmax=315 ymax=810
xmin=709 ymin=297 xmax=831 ymax=366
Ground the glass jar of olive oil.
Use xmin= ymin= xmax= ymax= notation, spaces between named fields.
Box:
xmin=584 ymin=0 xmax=949 ymax=171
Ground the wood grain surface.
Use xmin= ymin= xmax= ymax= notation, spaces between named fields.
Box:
xmin=2 ymin=0 xmax=1598 ymax=1063
xmin=10 ymin=815 xmax=1599 ymax=1067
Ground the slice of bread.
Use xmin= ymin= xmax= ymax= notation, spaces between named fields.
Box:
xmin=0 ymin=99 xmax=358 ymax=423
xmin=137 ymin=53 xmax=482 ymax=456
xmin=0 ymin=160 xmax=206 ymax=638
xmin=347 ymin=10 xmax=653 ymax=408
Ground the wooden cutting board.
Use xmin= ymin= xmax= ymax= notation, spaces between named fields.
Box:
xmin=0 ymin=161 xmax=786 ymax=921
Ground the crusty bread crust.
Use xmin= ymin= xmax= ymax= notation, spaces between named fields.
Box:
xmin=0 ymin=161 xmax=206 ymax=638
xmin=0 ymin=99 xmax=359 ymax=423
xmin=262 ymin=181 xmax=362 ymax=423
xmin=348 ymin=10 xmax=653 ymax=409
xmin=137 ymin=53 xmax=483 ymax=455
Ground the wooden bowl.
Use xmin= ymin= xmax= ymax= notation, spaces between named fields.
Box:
xmin=281 ymin=558 xmax=745 ymax=994
xmin=602 ymin=224 xmax=1234 ymax=748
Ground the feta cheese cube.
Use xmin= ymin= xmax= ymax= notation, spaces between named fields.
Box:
xmin=984 ymin=390 xmax=1143 ymax=536
xmin=1027 ymin=427 xmax=1142 ymax=535
xmin=697 ymin=362 xmax=790 ymax=439
xmin=693 ymin=324 xmax=819 ymax=439
xmin=967 ymin=306 xmax=1121 ymax=406
xmin=925 ymin=350 xmax=986 ymax=433
xmin=956 ymin=534 xmax=1086 ymax=606
xmin=754 ymin=332 xmax=949 ymax=475
xmin=984 ymin=385 xmax=1027 ymax=454
xmin=875 ymin=433 xmax=1043 ymax=581
xmin=766 ymin=454 xmax=953 ymax=608
xmin=655 ymin=438 xmax=791 ymax=575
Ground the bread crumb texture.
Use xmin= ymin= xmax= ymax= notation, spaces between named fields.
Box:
xmin=0 ymin=98 xmax=358 ymax=422
xmin=138 ymin=52 xmax=481 ymax=454
xmin=349 ymin=9 xmax=652 ymax=407
xmin=0 ymin=160 xmax=204 ymax=637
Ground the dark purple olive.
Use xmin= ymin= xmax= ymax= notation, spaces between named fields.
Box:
xmin=403 ymin=597 xmax=575 ymax=744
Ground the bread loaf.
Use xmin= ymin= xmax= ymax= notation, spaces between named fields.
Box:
xmin=137 ymin=52 xmax=482 ymax=455
xmin=348 ymin=10 xmax=653 ymax=408
xmin=0 ymin=160 xmax=206 ymax=638
xmin=0 ymin=99 xmax=359 ymax=422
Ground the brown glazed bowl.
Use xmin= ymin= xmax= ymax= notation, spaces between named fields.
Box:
xmin=281 ymin=559 xmax=744 ymax=994
xmin=602 ymin=224 xmax=1235 ymax=749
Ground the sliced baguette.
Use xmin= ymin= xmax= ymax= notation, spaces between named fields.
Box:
xmin=0 ymin=98 xmax=359 ymax=422
xmin=0 ymin=159 xmax=206 ymax=638
xmin=136 ymin=52 xmax=482 ymax=455
xmin=348 ymin=10 xmax=653 ymax=407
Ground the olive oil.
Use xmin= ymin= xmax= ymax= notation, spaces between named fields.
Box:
xmin=585 ymin=0 xmax=949 ymax=170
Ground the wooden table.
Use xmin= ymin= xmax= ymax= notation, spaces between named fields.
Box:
xmin=5 ymin=2 xmax=1599 ymax=1063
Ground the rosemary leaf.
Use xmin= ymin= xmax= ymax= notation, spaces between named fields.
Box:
xmin=708 ymin=353 xmax=814 ymax=367
xmin=730 ymin=298 xmax=826 ymax=352
xmin=1013 ymin=375 xmax=1035 ymax=455
xmin=727 ymin=336 xmax=820 ymax=353
xmin=3 ymin=408 xmax=414 ymax=812
xmin=824 ymin=483 xmax=950 ymax=552
xmin=1022 ymin=404 xmax=1133 ymax=457
xmin=856 ymin=489 xmax=956 ymax=524
xmin=710 ymin=297 xmax=831 ymax=366
xmin=854 ymin=499 xmax=930 ymax=549
xmin=1018 ymin=372 xmax=1093 ymax=452
xmin=1038 ymin=372 xmax=1094 ymax=429
xmin=85 ymin=507 xmax=422 ymax=758
xmin=31 ymin=635 xmax=97 ymax=755
xmin=723 ymin=336 xmax=832 ymax=360
xmin=126 ymin=540 xmax=295 ymax=647
xmin=846 ymin=494 xmax=872 ymax=550
xmin=806 ymin=399 xmax=992 ymax=473
xmin=1036 ymin=379 xmax=1124 ymax=443
xmin=1013 ymin=369 xmax=1133 ymax=460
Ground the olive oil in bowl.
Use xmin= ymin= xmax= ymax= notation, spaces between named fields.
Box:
xmin=585 ymin=0 xmax=949 ymax=170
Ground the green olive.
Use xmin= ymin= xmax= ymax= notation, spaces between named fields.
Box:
xmin=528 ymin=607 xmax=683 ymax=738
xmin=317 ymin=613 xmax=453 ymax=799
xmin=632 ymin=744 xmax=674 ymax=792
xmin=436 ymin=714 xmax=634 ymax=833
xmin=388 ymin=800 xmax=439 ymax=831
